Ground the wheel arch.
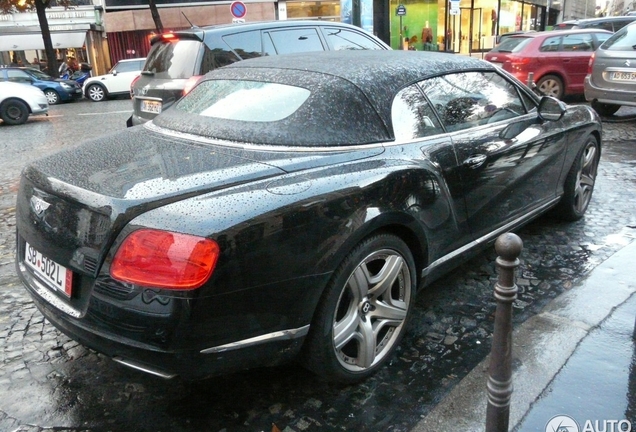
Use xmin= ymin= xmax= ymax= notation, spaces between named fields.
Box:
xmin=85 ymin=82 xmax=108 ymax=97
xmin=324 ymin=211 xmax=429 ymax=292
xmin=0 ymin=97 xmax=32 ymax=114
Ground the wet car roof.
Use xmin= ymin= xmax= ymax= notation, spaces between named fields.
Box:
xmin=153 ymin=50 xmax=496 ymax=147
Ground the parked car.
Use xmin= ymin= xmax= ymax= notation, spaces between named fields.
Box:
xmin=83 ymin=58 xmax=145 ymax=102
xmin=0 ymin=67 xmax=82 ymax=105
xmin=495 ymin=30 xmax=534 ymax=45
xmin=0 ymin=81 xmax=48 ymax=125
xmin=585 ymin=21 xmax=636 ymax=116
xmin=15 ymin=50 xmax=601 ymax=382
xmin=127 ymin=20 xmax=390 ymax=126
xmin=553 ymin=15 xmax=636 ymax=32
xmin=484 ymin=29 xmax=612 ymax=99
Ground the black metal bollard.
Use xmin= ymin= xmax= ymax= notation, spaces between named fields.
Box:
xmin=486 ymin=233 xmax=523 ymax=432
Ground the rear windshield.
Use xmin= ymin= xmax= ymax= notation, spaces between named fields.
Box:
xmin=601 ymin=24 xmax=636 ymax=51
xmin=490 ymin=37 xmax=532 ymax=53
xmin=143 ymin=39 xmax=201 ymax=79
xmin=177 ymin=80 xmax=310 ymax=121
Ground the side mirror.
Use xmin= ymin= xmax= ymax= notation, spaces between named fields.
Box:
xmin=538 ymin=96 xmax=566 ymax=122
xmin=112 ymin=70 xmax=118 ymax=76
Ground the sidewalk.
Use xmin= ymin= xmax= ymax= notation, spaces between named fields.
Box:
xmin=413 ymin=239 xmax=636 ymax=432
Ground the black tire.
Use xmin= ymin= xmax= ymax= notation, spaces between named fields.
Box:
xmin=86 ymin=84 xmax=107 ymax=102
xmin=536 ymin=75 xmax=564 ymax=99
xmin=302 ymin=234 xmax=416 ymax=383
xmin=553 ymin=135 xmax=600 ymax=221
xmin=591 ymin=100 xmax=620 ymax=117
xmin=44 ymin=89 xmax=60 ymax=105
xmin=0 ymin=99 xmax=29 ymax=125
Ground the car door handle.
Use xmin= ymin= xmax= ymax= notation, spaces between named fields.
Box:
xmin=463 ymin=154 xmax=487 ymax=168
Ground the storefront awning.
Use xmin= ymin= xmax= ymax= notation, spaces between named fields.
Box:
xmin=0 ymin=32 xmax=86 ymax=52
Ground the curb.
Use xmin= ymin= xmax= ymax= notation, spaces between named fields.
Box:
xmin=412 ymin=239 xmax=636 ymax=432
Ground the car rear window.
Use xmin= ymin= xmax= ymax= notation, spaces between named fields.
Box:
xmin=490 ymin=37 xmax=532 ymax=53
xmin=601 ymin=24 xmax=636 ymax=51
xmin=143 ymin=39 xmax=202 ymax=79
xmin=176 ymin=80 xmax=310 ymax=121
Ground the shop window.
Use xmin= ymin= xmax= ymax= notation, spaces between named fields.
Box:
xmin=391 ymin=85 xmax=443 ymax=140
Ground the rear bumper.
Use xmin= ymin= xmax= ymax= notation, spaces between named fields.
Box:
xmin=584 ymin=76 xmax=636 ymax=107
xmin=18 ymin=266 xmax=307 ymax=380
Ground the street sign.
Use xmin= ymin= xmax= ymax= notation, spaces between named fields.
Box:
xmin=396 ymin=4 xmax=406 ymax=16
xmin=230 ymin=1 xmax=247 ymax=19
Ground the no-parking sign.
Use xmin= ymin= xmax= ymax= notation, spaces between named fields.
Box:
xmin=230 ymin=1 xmax=247 ymax=19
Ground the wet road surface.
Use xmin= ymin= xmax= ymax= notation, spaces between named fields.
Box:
xmin=0 ymin=99 xmax=635 ymax=432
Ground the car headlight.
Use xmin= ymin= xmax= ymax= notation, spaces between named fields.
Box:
xmin=60 ymin=82 xmax=72 ymax=89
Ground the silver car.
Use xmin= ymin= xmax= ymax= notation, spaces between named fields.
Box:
xmin=585 ymin=21 xmax=636 ymax=116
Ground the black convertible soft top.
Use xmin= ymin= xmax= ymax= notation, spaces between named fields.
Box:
xmin=153 ymin=50 xmax=497 ymax=147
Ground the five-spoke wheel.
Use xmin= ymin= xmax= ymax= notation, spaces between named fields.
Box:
xmin=303 ymin=234 xmax=416 ymax=382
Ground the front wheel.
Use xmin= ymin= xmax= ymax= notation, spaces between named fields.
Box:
xmin=44 ymin=89 xmax=60 ymax=105
xmin=591 ymin=100 xmax=620 ymax=117
xmin=536 ymin=75 xmax=564 ymax=100
xmin=86 ymin=84 xmax=106 ymax=102
xmin=553 ymin=135 xmax=600 ymax=221
xmin=1 ymin=99 xmax=29 ymax=125
xmin=302 ymin=234 xmax=416 ymax=383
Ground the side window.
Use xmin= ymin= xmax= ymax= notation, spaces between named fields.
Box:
xmin=539 ymin=36 xmax=561 ymax=52
xmin=419 ymin=71 xmax=527 ymax=133
xmin=223 ymin=31 xmax=263 ymax=59
xmin=323 ymin=27 xmax=384 ymax=50
xmin=199 ymin=44 xmax=241 ymax=72
xmin=594 ymin=32 xmax=612 ymax=48
xmin=114 ymin=62 xmax=136 ymax=73
xmin=262 ymin=32 xmax=276 ymax=56
xmin=561 ymin=33 xmax=594 ymax=51
xmin=391 ymin=85 xmax=443 ymax=140
xmin=267 ymin=28 xmax=325 ymax=54
xmin=6 ymin=69 xmax=31 ymax=83
xmin=599 ymin=22 xmax=614 ymax=32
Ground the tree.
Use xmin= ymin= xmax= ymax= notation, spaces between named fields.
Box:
xmin=0 ymin=0 xmax=76 ymax=76
xmin=148 ymin=0 xmax=163 ymax=33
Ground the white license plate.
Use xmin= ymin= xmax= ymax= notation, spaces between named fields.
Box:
xmin=141 ymin=100 xmax=162 ymax=114
xmin=610 ymin=71 xmax=636 ymax=81
xmin=24 ymin=242 xmax=72 ymax=297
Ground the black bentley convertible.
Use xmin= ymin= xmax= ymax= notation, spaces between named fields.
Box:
xmin=15 ymin=50 xmax=601 ymax=382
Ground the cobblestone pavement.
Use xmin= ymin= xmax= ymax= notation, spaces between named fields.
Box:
xmin=0 ymin=106 xmax=635 ymax=432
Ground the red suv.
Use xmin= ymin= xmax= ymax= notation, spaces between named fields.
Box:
xmin=485 ymin=29 xmax=612 ymax=99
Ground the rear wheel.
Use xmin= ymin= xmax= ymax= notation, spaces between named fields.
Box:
xmin=86 ymin=84 xmax=106 ymax=102
xmin=553 ymin=135 xmax=600 ymax=221
xmin=536 ymin=75 xmax=564 ymax=99
xmin=44 ymin=89 xmax=60 ymax=105
xmin=0 ymin=99 xmax=29 ymax=125
xmin=591 ymin=100 xmax=620 ymax=117
xmin=302 ymin=234 xmax=416 ymax=383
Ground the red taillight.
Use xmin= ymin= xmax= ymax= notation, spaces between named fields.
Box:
xmin=110 ymin=229 xmax=219 ymax=290
xmin=183 ymin=75 xmax=203 ymax=96
xmin=130 ymin=74 xmax=140 ymax=97
xmin=587 ymin=52 xmax=596 ymax=75
xmin=510 ymin=57 xmax=531 ymax=70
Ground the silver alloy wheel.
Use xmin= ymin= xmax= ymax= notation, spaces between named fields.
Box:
xmin=573 ymin=141 xmax=598 ymax=214
xmin=537 ymin=76 xmax=563 ymax=99
xmin=44 ymin=90 xmax=59 ymax=105
xmin=87 ymin=84 xmax=105 ymax=102
xmin=332 ymin=248 xmax=411 ymax=371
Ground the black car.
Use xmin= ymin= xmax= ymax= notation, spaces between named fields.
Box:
xmin=16 ymin=50 xmax=601 ymax=383
xmin=127 ymin=20 xmax=390 ymax=127
xmin=0 ymin=67 xmax=82 ymax=105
